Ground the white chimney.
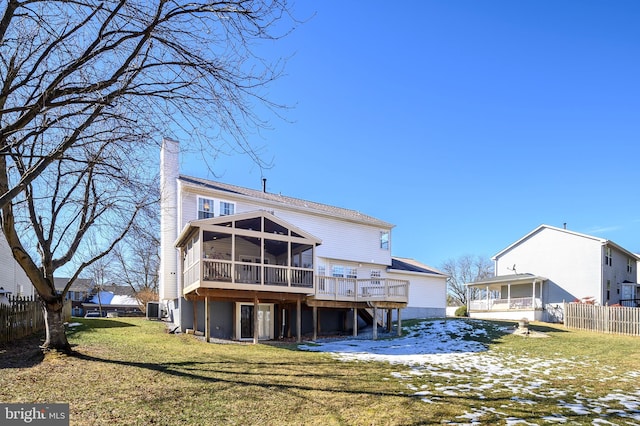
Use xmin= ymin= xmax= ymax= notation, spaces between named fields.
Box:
xmin=159 ymin=138 xmax=179 ymax=301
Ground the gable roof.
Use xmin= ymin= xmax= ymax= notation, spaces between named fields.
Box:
xmin=389 ymin=257 xmax=448 ymax=276
xmin=179 ymin=175 xmax=394 ymax=228
xmin=54 ymin=277 xmax=94 ymax=293
xmin=493 ymin=224 xmax=640 ymax=261
xmin=175 ymin=210 xmax=322 ymax=248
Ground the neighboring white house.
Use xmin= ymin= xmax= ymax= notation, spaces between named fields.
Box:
xmin=466 ymin=224 xmax=640 ymax=322
xmin=159 ymin=138 xmax=447 ymax=341
xmin=0 ymin=232 xmax=33 ymax=298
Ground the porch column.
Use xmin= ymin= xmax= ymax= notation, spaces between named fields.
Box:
xmin=296 ymin=297 xmax=301 ymax=343
xmin=205 ymin=296 xmax=210 ymax=343
xmin=312 ymin=306 xmax=317 ymax=341
xmin=372 ymin=306 xmax=378 ymax=340
xmin=507 ymin=284 xmax=511 ymax=309
xmin=486 ymin=285 xmax=489 ymax=310
xmin=532 ymin=280 xmax=536 ymax=309
xmin=397 ymin=308 xmax=402 ymax=336
xmin=253 ymin=294 xmax=259 ymax=345
xmin=352 ymin=308 xmax=358 ymax=337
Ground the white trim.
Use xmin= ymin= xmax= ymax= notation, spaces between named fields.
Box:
xmin=235 ymin=302 xmax=274 ymax=341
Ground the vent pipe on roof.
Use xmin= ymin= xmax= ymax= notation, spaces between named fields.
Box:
xmin=262 ymin=178 xmax=267 ymax=193
xmin=563 ymin=222 xmax=567 ymax=229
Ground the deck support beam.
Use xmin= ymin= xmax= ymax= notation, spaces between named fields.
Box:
xmin=353 ymin=308 xmax=358 ymax=337
xmin=296 ymin=297 xmax=302 ymax=343
xmin=397 ymin=308 xmax=402 ymax=336
xmin=205 ymin=296 xmax=210 ymax=343
xmin=253 ymin=294 xmax=259 ymax=345
xmin=372 ymin=306 xmax=378 ymax=340
xmin=312 ymin=306 xmax=318 ymax=341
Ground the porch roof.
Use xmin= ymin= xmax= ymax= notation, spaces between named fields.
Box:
xmin=175 ymin=210 xmax=322 ymax=248
xmin=466 ymin=273 xmax=547 ymax=288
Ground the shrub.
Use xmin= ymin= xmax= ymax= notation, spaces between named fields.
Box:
xmin=455 ymin=305 xmax=467 ymax=317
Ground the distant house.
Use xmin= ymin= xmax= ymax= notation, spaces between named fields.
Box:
xmin=0 ymin=233 xmax=33 ymax=298
xmin=159 ymin=138 xmax=447 ymax=341
xmin=54 ymin=278 xmax=94 ymax=317
xmin=82 ymin=285 xmax=142 ymax=316
xmin=466 ymin=224 xmax=640 ymax=322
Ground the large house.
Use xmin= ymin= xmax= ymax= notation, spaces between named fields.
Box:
xmin=466 ymin=224 xmax=640 ymax=322
xmin=159 ymin=138 xmax=446 ymax=342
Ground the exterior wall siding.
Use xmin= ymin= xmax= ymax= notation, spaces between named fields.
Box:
xmin=496 ymin=227 xmax=603 ymax=304
xmin=179 ymin=185 xmax=392 ymax=267
xmin=388 ymin=271 xmax=446 ymax=319
xmin=603 ymin=246 xmax=638 ymax=304
xmin=0 ymin=233 xmax=33 ymax=297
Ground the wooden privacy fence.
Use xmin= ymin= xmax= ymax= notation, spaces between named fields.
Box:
xmin=564 ymin=302 xmax=640 ymax=336
xmin=0 ymin=295 xmax=72 ymax=344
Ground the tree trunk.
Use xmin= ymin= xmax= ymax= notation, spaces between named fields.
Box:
xmin=42 ymin=298 xmax=71 ymax=352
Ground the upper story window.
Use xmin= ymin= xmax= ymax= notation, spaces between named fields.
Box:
xmin=198 ymin=197 xmax=235 ymax=219
xmin=380 ymin=231 xmax=389 ymax=250
xmin=605 ymin=247 xmax=612 ymax=266
xmin=198 ymin=197 xmax=215 ymax=219
xmin=628 ymin=258 xmax=633 ymax=274
xmin=220 ymin=201 xmax=235 ymax=216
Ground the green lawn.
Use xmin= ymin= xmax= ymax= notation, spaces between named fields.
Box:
xmin=1 ymin=318 xmax=639 ymax=425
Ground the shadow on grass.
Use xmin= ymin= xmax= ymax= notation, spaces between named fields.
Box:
xmin=76 ymin=318 xmax=138 ymax=329
xmin=0 ymin=334 xmax=45 ymax=368
xmin=69 ymin=350 xmax=606 ymax=426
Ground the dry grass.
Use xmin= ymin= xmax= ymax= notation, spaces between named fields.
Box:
xmin=0 ymin=318 xmax=639 ymax=425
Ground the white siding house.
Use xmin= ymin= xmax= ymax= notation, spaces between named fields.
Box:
xmin=160 ymin=138 xmax=446 ymax=341
xmin=466 ymin=224 xmax=640 ymax=322
xmin=0 ymin=232 xmax=33 ymax=298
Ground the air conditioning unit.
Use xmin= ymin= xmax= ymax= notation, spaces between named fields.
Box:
xmin=146 ymin=302 xmax=161 ymax=319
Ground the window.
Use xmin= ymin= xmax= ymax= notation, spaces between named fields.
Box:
xmin=198 ymin=197 xmax=214 ymax=219
xmin=628 ymin=258 xmax=633 ymax=274
xmin=605 ymin=247 xmax=612 ymax=266
xmin=607 ymin=280 xmax=611 ymax=301
xmin=371 ymin=269 xmax=381 ymax=285
xmin=331 ymin=265 xmax=344 ymax=278
xmin=380 ymin=231 xmax=389 ymax=250
xmin=346 ymin=267 xmax=357 ymax=279
xmin=220 ymin=201 xmax=234 ymax=216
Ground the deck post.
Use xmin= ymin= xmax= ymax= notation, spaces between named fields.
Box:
xmin=312 ymin=306 xmax=317 ymax=341
xmin=253 ymin=294 xmax=259 ymax=345
xmin=397 ymin=308 xmax=402 ymax=336
xmin=372 ymin=306 xmax=378 ymax=340
xmin=193 ymin=297 xmax=198 ymax=333
xmin=205 ymin=296 xmax=210 ymax=343
xmin=386 ymin=309 xmax=392 ymax=332
xmin=353 ymin=307 xmax=358 ymax=337
xmin=296 ymin=297 xmax=302 ymax=343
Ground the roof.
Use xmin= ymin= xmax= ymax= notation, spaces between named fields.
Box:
xmin=466 ymin=273 xmax=548 ymax=287
xmin=389 ymin=257 xmax=448 ymax=276
xmin=179 ymin=175 xmax=394 ymax=228
xmin=54 ymin=277 xmax=94 ymax=292
xmin=86 ymin=291 xmax=139 ymax=306
xmin=493 ymin=224 xmax=640 ymax=261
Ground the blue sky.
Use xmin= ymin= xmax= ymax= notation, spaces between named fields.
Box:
xmin=180 ymin=1 xmax=640 ymax=268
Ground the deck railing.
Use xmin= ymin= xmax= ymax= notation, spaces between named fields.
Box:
xmin=184 ymin=259 xmax=408 ymax=302
xmin=469 ymin=296 xmax=542 ymax=311
xmin=315 ymin=277 xmax=408 ymax=302
xmin=193 ymin=259 xmax=314 ymax=289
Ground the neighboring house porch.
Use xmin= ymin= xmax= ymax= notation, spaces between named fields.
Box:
xmin=466 ymin=273 xmax=548 ymax=321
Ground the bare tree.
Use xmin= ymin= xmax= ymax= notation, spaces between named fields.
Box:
xmin=0 ymin=1 xmax=296 ymax=351
xmin=441 ymin=255 xmax=494 ymax=307
xmin=112 ymin=204 xmax=161 ymax=313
